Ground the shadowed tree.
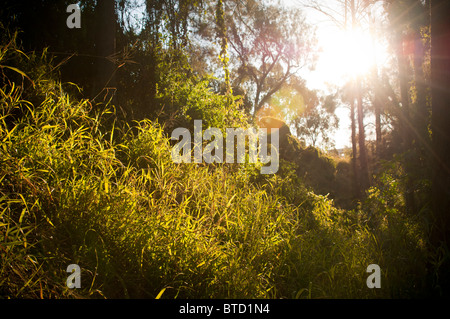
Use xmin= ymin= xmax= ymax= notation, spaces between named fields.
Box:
xmin=93 ymin=0 xmax=117 ymax=102
xmin=430 ymin=0 xmax=450 ymax=246
xmin=427 ymin=0 xmax=450 ymax=296
xmin=383 ymin=0 xmax=433 ymax=215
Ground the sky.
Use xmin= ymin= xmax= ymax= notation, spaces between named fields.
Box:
xmin=285 ymin=0 xmax=388 ymax=149
xmin=268 ymin=0 xmax=353 ymax=149
xmin=299 ymin=2 xmax=353 ymax=149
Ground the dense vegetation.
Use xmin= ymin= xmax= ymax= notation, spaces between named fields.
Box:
xmin=1 ymin=0 xmax=450 ymax=299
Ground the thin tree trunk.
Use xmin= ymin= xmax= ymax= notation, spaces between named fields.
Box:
xmin=349 ymin=0 xmax=370 ymax=191
xmin=374 ymin=90 xmax=382 ymax=156
xmin=370 ymin=15 xmax=382 ymax=157
xmin=396 ymin=31 xmax=417 ymax=215
xmin=350 ymin=97 xmax=360 ymax=198
xmin=345 ymin=0 xmax=360 ymax=198
xmin=94 ymin=0 xmax=116 ymax=102
xmin=356 ymin=76 xmax=370 ymax=191
xmin=398 ymin=50 xmax=411 ymax=150
xmin=412 ymin=29 xmax=429 ymax=155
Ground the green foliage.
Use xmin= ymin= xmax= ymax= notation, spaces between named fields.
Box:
xmin=276 ymin=134 xmax=340 ymax=201
xmin=0 ymin=33 xmax=434 ymax=299
xmin=118 ymin=41 xmax=248 ymax=130
xmin=357 ymin=169 xmax=430 ymax=297
xmin=226 ymin=0 xmax=317 ymax=115
xmin=155 ymin=53 xmax=246 ymax=130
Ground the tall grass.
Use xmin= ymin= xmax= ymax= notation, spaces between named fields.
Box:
xmin=0 ymin=34 xmax=431 ymax=299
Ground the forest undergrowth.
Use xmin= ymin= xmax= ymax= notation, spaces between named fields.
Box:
xmin=0 ymin=33 xmax=439 ymax=299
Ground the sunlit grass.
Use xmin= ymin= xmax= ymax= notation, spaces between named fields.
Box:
xmin=0 ymin=34 xmax=433 ymax=299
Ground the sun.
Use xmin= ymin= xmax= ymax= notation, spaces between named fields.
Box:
xmin=327 ymin=29 xmax=375 ymax=76
xmin=301 ymin=25 xmax=389 ymax=149
xmin=309 ymin=26 xmax=388 ymax=88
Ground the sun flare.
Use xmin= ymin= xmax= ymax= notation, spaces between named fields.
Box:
xmin=310 ymin=26 xmax=388 ymax=88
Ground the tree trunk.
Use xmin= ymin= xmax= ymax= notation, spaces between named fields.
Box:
xmin=356 ymin=76 xmax=370 ymax=191
xmin=397 ymin=40 xmax=412 ymax=149
xmin=369 ymin=14 xmax=383 ymax=157
xmin=350 ymin=97 xmax=360 ymax=198
xmin=412 ymin=29 xmax=430 ymax=156
xmin=374 ymin=77 xmax=382 ymax=157
xmin=431 ymin=0 xmax=450 ymax=246
xmin=349 ymin=0 xmax=369 ymax=192
xmin=94 ymin=0 xmax=116 ymax=102
xmin=396 ymin=32 xmax=417 ymax=215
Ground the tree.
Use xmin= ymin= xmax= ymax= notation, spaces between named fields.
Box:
xmin=295 ymin=102 xmax=338 ymax=149
xmin=226 ymin=0 xmax=316 ymax=116
xmin=303 ymin=0 xmax=372 ymax=192
xmin=383 ymin=0 xmax=432 ymax=215
xmin=143 ymin=0 xmax=199 ymax=48
xmin=216 ymin=0 xmax=232 ymax=97
xmin=269 ymin=81 xmax=338 ymax=149
xmin=339 ymin=79 xmax=361 ymax=197
xmin=94 ymin=0 xmax=117 ymax=101
xmin=430 ymin=0 xmax=450 ymax=246
xmin=112 ymin=0 xmax=203 ymax=120
xmin=368 ymin=11 xmax=383 ymax=156
xmin=349 ymin=0 xmax=371 ymax=191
